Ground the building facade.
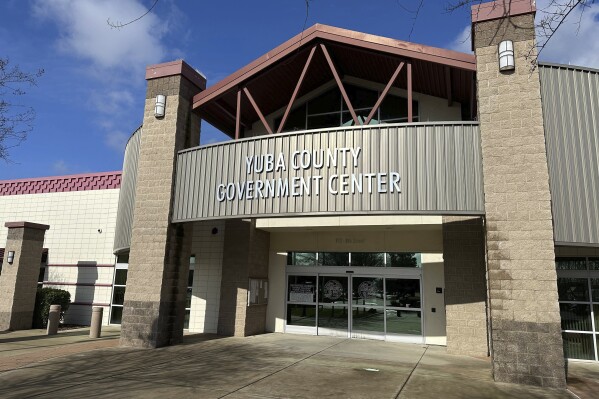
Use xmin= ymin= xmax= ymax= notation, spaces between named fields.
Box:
xmin=1 ymin=0 xmax=599 ymax=389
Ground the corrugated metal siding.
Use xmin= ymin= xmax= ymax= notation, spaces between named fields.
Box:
xmin=172 ymin=123 xmax=484 ymax=222
xmin=540 ymin=64 xmax=599 ymax=245
xmin=113 ymin=126 xmax=142 ymax=253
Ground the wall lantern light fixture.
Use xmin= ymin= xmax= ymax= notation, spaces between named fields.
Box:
xmin=7 ymin=251 xmax=15 ymax=264
xmin=155 ymin=94 xmax=166 ymax=118
xmin=498 ymin=40 xmax=515 ymax=71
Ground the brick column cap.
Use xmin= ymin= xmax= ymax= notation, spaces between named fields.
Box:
xmin=145 ymin=60 xmax=206 ymax=90
xmin=5 ymin=221 xmax=50 ymax=231
xmin=472 ymin=0 xmax=535 ymax=24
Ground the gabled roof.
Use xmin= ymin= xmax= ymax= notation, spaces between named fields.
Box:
xmin=194 ymin=24 xmax=476 ymax=136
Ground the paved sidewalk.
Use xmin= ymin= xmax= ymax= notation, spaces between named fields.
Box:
xmin=0 ymin=327 xmax=120 ymax=372
xmin=0 ymin=331 xmax=594 ymax=398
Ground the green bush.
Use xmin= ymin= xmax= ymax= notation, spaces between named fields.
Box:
xmin=33 ymin=288 xmax=71 ymax=328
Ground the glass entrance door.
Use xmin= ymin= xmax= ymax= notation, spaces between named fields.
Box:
xmin=351 ymin=276 xmax=385 ymax=339
xmin=318 ymin=275 xmax=349 ymax=337
xmin=285 ymin=252 xmax=424 ymax=343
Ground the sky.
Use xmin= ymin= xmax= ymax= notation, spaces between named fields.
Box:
xmin=1 ymin=0 xmax=598 ymax=180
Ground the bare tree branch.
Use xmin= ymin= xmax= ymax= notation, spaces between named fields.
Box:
xmin=107 ymin=0 xmax=160 ymax=29
xmin=446 ymin=0 xmax=595 ymax=70
xmin=0 ymin=58 xmax=44 ymax=162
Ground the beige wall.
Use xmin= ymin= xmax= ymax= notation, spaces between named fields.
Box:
xmin=0 ymin=189 xmax=120 ymax=325
xmin=247 ymin=76 xmax=462 ymax=137
xmin=188 ymin=220 xmax=225 ymax=333
xmin=263 ymin=215 xmax=445 ymax=344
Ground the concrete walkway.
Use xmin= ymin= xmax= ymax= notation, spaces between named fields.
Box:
xmin=0 ymin=329 xmax=595 ymax=398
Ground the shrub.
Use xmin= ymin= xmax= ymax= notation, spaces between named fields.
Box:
xmin=33 ymin=288 xmax=71 ymax=328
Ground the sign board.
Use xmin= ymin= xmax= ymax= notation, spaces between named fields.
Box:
xmin=172 ymin=123 xmax=484 ymax=221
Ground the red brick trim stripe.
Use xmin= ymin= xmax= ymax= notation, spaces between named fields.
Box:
xmin=0 ymin=171 xmax=122 ymax=196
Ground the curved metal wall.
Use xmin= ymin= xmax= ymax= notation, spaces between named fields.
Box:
xmin=113 ymin=126 xmax=142 ymax=254
xmin=172 ymin=123 xmax=484 ymax=222
xmin=540 ymin=63 xmax=599 ymax=246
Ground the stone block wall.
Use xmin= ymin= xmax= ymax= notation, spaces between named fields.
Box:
xmin=0 ymin=223 xmax=49 ymax=330
xmin=120 ymin=69 xmax=202 ymax=348
xmin=473 ymin=10 xmax=566 ymax=388
xmin=218 ymin=219 xmax=269 ymax=337
xmin=442 ymin=216 xmax=488 ymax=357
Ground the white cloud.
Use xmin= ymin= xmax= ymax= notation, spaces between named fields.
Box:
xmin=536 ymin=1 xmax=599 ymax=68
xmin=105 ymin=130 xmax=129 ymax=153
xmin=52 ymin=160 xmax=70 ymax=174
xmin=447 ymin=3 xmax=599 ymax=68
xmin=448 ymin=26 xmax=473 ymax=54
xmin=32 ymin=0 xmax=168 ymax=75
xmin=89 ymin=89 xmax=135 ymax=115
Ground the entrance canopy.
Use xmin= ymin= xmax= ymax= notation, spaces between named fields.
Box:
xmin=193 ymin=24 xmax=477 ymax=138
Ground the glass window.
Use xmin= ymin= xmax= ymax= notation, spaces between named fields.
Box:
xmin=188 ymin=269 xmax=194 ymax=287
xmin=38 ymin=267 xmax=46 ymax=283
xmin=345 ymin=85 xmax=378 ymax=110
xmin=386 ymin=278 xmax=421 ymax=308
xmin=592 ymin=279 xmax=599 ymax=302
xmin=287 ymin=304 xmax=316 ymax=327
xmin=307 ymin=113 xmax=340 ymax=130
xmin=318 ymin=276 xmax=349 ymax=304
xmin=112 ymin=286 xmax=126 ymax=306
xmin=318 ymin=252 xmax=349 ymax=266
xmin=110 ymin=306 xmax=123 ymax=324
xmin=387 ymin=253 xmax=420 ymax=268
xmin=184 ymin=310 xmax=190 ymax=330
xmin=287 ymin=252 xmax=317 ymax=266
xmin=589 ymin=258 xmax=599 ymax=271
xmin=288 ymin=275 xmax=316 ymax=303
xmin=556 ymin=258 xmax=587 ymax=270
xmin=559 ymin=303 xmax=592 ymax=331
xmin=352 ymin=307 xmax=384 ymax=332
xmin=386 ymin=310 xmax=422 ymax=335
xmin=351 ymin=253 xmax=385 ymax=267
xmin=380 ymin=96 xmax=418 ymax=122
xmin=275 ymin=104 xmax=306 ymax=132
xmin=308 ymin=88 xmax=341 ymax=115
xmin=557 ymin=278 xmax=589 ymax=302
xmin=352 ymin=277 xmax=384 ymax=306
xmin=186 ymin=287 xmax=193 ymax=308
xmin=594 ymin=305 xmax=599 ymax=331
xmin=318 ymin=304 xmax=348 ymax=330
xmin=562 ymin=332 xmax=595 ymax=360
xmin=114 ymin=269 xmax=128 ymax=286
xmin=116 ymin=252 xmax=129 ymax=264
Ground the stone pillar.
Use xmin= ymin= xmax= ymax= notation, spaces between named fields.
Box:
xmin=442 ymin=216 xmax=488 ymax=357
xmin=120 ymin=60 xmax=206 ymax=348
xmin=218 ymin=219 xmax=270 ymax=337
xmin=0 ymin=222 xmax=50 ymax=331
xmin=472 ymin=1 xmax=566 ymax=388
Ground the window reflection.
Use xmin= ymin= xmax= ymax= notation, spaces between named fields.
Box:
xmin=557 ymin=278 xmax=589 ymax=302
xmin=286 ymin=252 xmax=421 ymax=268
xmin=274 ymin=84 xmax=418 ymax=132
xmin=386 ymin=279 xmax=421 ymax=308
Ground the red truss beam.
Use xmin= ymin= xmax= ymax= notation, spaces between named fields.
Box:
xmin=320 ymin=44 xmax=359 ymax=126
xmin=407 ymin=62 xmax=413 ymax=123
xmin=364 ymin=61 xmax=405 ymax=125
xmin=243 ymin=87 xmax=273 ymax=135
xmin=277 ymin=46 xmax=317 ymax=133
